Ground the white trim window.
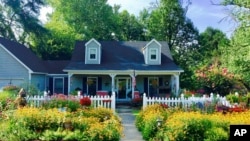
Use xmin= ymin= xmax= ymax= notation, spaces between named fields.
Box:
xmin=53 ymin=77 xmax=64 ymax=94
xmin=89 ymin=48 xmax=97 ymax=60
xmin=149 ymin=48 xmax=158 ymax=61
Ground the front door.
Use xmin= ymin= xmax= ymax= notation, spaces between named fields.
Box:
xmin=148 ymin=77 xmax=158 ymax=97
xmin=116 ymin=78 xmax=131 ymax=100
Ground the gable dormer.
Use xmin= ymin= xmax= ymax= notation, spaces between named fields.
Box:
xmin=143 ymin=39 xmax=161 ymax=65
xmin=85 ymin=38 xmax=101 ymax=64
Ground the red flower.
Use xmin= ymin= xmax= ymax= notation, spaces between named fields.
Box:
xmin=160 ymin=103 xmax=168 ymax=109
xmin=229 ymin=107 xmax=245 ymax=112
xmin=80 ymin=97 xmax=91 ymax=106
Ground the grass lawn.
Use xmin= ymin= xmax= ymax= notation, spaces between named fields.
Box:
xmin=132 ymin=109 xmax=140 ymax=116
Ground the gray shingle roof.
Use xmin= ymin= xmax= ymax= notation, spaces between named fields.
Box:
xmin=0 ymin=37 xmax=47 ymax=72
xmin=0 ymin=37 xmax=69 ymax=74
xmin=65 ymin=40 xmax=183 ymax=71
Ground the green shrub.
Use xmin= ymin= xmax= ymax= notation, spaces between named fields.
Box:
xmin=226 ymin=94 xmax=239 ymax=103
xmin=40 ymin=98 xmax=81 ymax=112
xmin=135 ymin=104 xmax=172 ymax=141
xmin=0 ymin=91 xmax=16 ymax=111
xmin=176 ymin=119 xmax=213 ymax=141
xmin=0 ymin=120 xmax=40 ymax=141
xmin=205 ymin=127 xmax=228 ymax=141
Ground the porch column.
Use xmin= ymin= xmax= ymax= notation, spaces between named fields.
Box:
xmin=171 ymin=74 xmax=180 ymax=96
xmin=130 ymin=71 xmax=137 ymax=99
xmin=174 ymin=74 xmax=180 ymax=96
xmin=109 ymin=74 xmax=116 ymax=93
xmin=68 ymin=73 xmax=73 ymax=94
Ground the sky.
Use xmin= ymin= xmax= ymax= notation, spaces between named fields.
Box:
xmin=107 ymin=0 xmax=237 ymax=37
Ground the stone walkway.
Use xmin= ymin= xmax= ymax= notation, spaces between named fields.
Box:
xmin=117 ymin=106 xmax=144 ymax=141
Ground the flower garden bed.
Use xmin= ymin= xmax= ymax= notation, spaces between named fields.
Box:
xmin=0 ymin=90 xmax=123 ymax=141
xmin=136 ymin=104 xmax=250 ymax=141
xmin=0 ymin=107 xmax=122 ymax=141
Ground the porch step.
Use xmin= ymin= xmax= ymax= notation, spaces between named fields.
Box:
xmin=116 ymin=104 xmax=132 ymax=113
xmin=116 ymin=108 xmax=132 ymax=113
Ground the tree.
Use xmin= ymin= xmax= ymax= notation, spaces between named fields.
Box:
xmin=222 ymin=0 xmax=250 ymax=89
xmin=116 ymin=10 xmax=145 ymax=41
xmin=0 ymin=0 xmax=47 ymax=43
xmin=145 ymin=0 xmax=194 ymax=50
xmin=47 ymin=0 xmax=118 ymax=40
xmin=29 ymin=7 xmax=81 ymax=60
xmin=198 ymin=27 xmax=230 ymax=64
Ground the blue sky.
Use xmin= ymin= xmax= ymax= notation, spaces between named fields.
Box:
xmin=108 ymin=0 xmax=237 ymax=37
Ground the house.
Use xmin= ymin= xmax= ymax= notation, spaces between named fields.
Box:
xmin=0 ymin=37 xmax=183 ymax=101
xmin=0 ymin=37 xmax=69 ymax=94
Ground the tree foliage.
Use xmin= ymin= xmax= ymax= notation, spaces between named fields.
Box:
xmin=47 ymin=0 xmax=118 ymax=40
xmin=0 ymin=0 xmax=47 ymax=43
xmin=222 ymin=0 xmax=250 ymax=89
xmin=145 ymin=0 xmax=194 ymax=50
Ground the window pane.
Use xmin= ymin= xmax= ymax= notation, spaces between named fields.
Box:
xmin=151 ymin=54 xmax=156 ymax=59
xmin=54 ymin=78 xmax=63 ymax=94
xmin=150 ymin=49 xmax=157 ymax=60
xmin=90 ymin=54 xmax=96 ymax=59
xmin=89 ymin=49 xmax=96 ymax=59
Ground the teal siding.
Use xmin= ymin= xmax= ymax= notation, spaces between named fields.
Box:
xmin=0 ymin=45 xmax=29 ymax=89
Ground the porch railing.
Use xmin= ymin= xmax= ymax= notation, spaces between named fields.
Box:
xmin=25 ymin=92 xmax=116 ymax=112
xmin=142 ymin=93 xmax=231 ymax=109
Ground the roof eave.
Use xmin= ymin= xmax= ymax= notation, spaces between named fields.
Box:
xmin=63 ymin=69 xmax=184 ymax=75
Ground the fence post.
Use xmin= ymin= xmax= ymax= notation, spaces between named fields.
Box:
xmin=111 ymin=92 xmax=116 ymax=112
xmin=143 ymin=93 xmax=147 ymax=109
xmin=180 ymin=93 xmax=185 ymax=110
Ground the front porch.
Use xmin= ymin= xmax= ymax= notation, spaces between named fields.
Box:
xmin=67 ymin=70 xmax=181 ymax=102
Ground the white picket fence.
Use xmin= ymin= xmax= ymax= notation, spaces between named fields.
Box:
xmin=142 ymin=93 xmax=231 ymax=109
xmin=26 ymin=92 xmax=116 ymax=112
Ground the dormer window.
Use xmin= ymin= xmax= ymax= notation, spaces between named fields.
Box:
xmin=143 ymin=39 xmax=162 ymax=65
xmin=85 ymin=38 xmax=101 ymax=64
xmin=89 ymin=48 xmax=97 ymax=60
xmin=150 ymin=48 xmax=158 ymax=60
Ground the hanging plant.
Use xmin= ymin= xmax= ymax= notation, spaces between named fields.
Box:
xmin=87 ymin=79 xmax=93 ymax=85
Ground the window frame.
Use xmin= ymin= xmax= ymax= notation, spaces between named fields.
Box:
xmin=149 ymin=48 xmax=158 ymax=61
xmin=53 ymin=77 xmax=64 ymax=94
xmin=88 ymin=48 xmax=97 ymax=60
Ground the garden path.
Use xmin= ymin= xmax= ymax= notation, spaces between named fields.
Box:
xmin=117 ymin=105 xmax=144 ymax=141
